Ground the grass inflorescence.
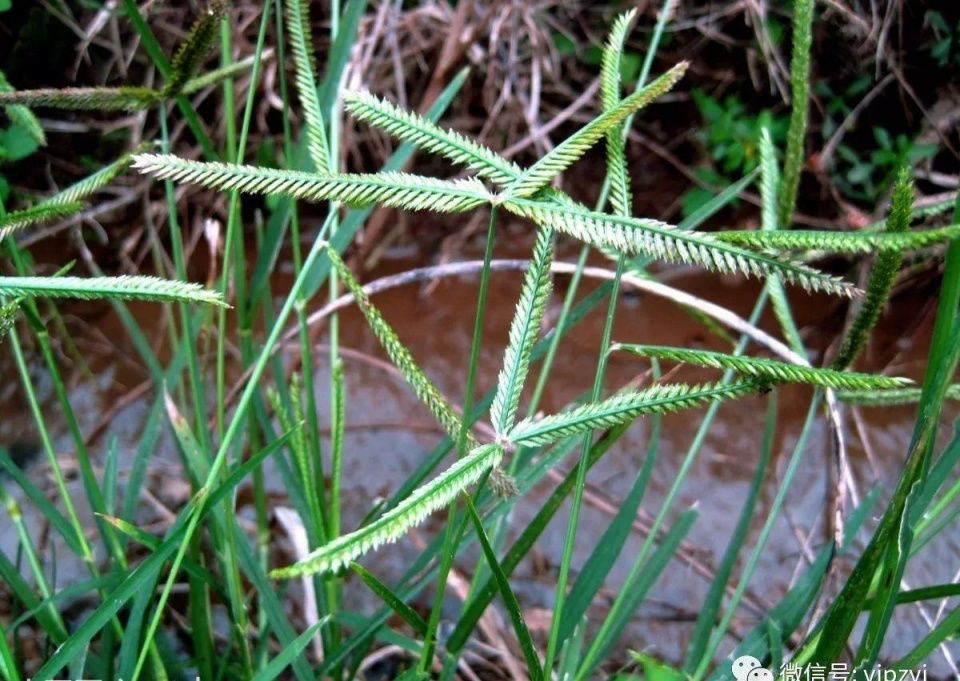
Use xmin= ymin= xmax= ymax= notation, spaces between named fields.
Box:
xmin=0 ymin=2 xmax=958 ymax=680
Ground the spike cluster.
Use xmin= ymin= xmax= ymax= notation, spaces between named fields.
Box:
xmin=0 ymin=300 xmax=19 ymax=343
xmin=164 ymin=1 xmax=228 ymax=96
xmin=0 ymin=68 xmax=46 ymax=146
xmin=600 ymin=9 xmax=636 ymax=218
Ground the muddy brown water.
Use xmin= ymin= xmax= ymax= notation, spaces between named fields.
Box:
xmin=1 ymin=235 xmax=959 ymax=675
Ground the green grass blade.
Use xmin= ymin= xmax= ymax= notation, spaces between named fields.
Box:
xmin=351 ymin=563 xmax=428 ymax=635
xmin=465 ymin=496 xmax=544 ymax=681
xmin=894 ymin=604 xmax=960 ymax=669
xmin=0 ymin=448 xmax=84 ymax=555
xmin=706 ymin=547 xmax=832 ymax=681
xmin=0 ymin=621 xmax=23 ymax=681
xmin=802 ymin=196 xmax=960 ymax=666
xmin=576 ymin=509 xmax=699 ymax=680
xmin=446 ymin=420 xmax=632 ymax=653
xmin=30 ymin=430 xmax=294 ymax=679
xmin=683 ymin=394 xmax=776 ymax=673
xmin=250 ymin=621 xmax=325 ymax=681
xmin=556 ymin=417 xmax=659 ymax=643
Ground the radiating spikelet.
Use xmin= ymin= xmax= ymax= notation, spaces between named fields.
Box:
xmin=0 ymin=275 xmax=226 ymax=306
xmin=777 ymin=0 xmax=814 ymax=228
xmin=270 ymin=444 xmax=503 ymax=578
xmin=0 ymin=299 xmax=19 ymax=343
xmin=344 ymin=90 xmax=523 ymax=186
xmin=758 ymin=128 xmax=781 ymax=233
xmin=715 ymin=225 xmax=960 ymax=253
xmin=613 ymin=344 xmax=913 ymax=391
xmin=132 ymin=154 xmax=491 ymax=212
xmin=837 ymin=384 xmax=960 ymax=406
xmin=503 ymin=197 xmax=859 ymax=297
xmin=0 ymin=155 xmax=133 ymax=240
xmin=490 ymin=226 xmax=554 ymax=435
xmin=0 ymin=87 xmax=161 ymax=111
xmin=508 ymin=381 xmax=758 ymax=447
xmin=283 ymin=0 xmax=331 ymax=173
xmin=0 ymin=202 xmax=85 ymax=241
xmin=505 ymin=62 xmax=688 ymax=199
xmin=181 ymin=53 xmax=266 ymax=95
xmin=600 ymin=10 xmax=637 ymax=219
xmin=758 ymin=126 xmax=805 ymax=354
xmin=832 ymin=167 xmax=915 ymax=370
xmin=0 ymin=68 xmax=45 ymax=146
xmin=45 ymin=154 xmax=134 ymax=206
xmin=164 ymin=1 xmax=228 ymax=96
xmin=325 ymin=245 xmax=471 ymax=444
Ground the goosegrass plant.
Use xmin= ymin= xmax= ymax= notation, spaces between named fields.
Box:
xmin=2 ymin=1 xmax=960 ymax=680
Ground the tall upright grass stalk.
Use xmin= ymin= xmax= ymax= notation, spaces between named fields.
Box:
xmin=544 ymin=10 xmax=639 ymax=672
xmin=799 ymin=188 xmax=960 ymax=670
xmin=417 ymin=206 xmax=500 ymax=672
xmin=777 ymin=0 xmax=814 ymax=228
